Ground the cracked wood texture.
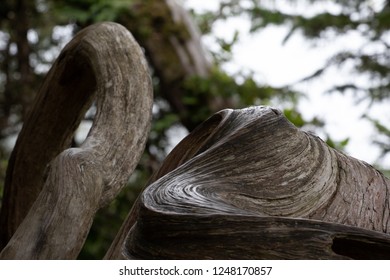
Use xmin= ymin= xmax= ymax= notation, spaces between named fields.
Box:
xmin=0 ymin=22 xmax=153 ymax=259
xmin=108 ymin=107 xmax=390 ymax=259
xmin=1 ymin=21 xmax=390 ymax=260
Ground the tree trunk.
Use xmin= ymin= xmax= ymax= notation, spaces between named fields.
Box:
xmin=107 ymin=107 xmax=390 ymax=259
xmin=117 ymin=0 xmax=233 ymax=131
xmin=0 ymin=22 xmax=153 ymax=259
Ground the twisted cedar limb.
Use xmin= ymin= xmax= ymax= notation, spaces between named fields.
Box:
xmin=0 ymin=22 xmax=153 ymax=259
xmin=1 ymin=21 xmax=389 ymax=260
xmin=108 ymin=107 xmax=390 ymax=259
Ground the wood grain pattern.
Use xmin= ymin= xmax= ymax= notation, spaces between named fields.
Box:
xmin=115 ymin=107 xmax=390 ymax=259
xmin=1 ymin=21 xmax=389 ymax=260
xmin=0 ymin=22 xmax=153 ymax=259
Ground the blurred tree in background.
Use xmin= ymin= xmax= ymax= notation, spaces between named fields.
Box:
xmin=0 ymin=0 xmax=389 ymax=258
xmin=198 ymin=0 xmax=390 ymax=163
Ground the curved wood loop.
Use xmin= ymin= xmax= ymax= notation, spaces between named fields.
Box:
xmin=0 ymin=22 xmax=153 ymax=259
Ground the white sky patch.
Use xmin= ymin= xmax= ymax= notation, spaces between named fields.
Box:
xmin=183 ymin=0 xmax=390 ymax=168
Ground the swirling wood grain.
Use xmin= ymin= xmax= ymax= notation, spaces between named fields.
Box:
xmin=120 ymin=106 xmax=390 ymax=259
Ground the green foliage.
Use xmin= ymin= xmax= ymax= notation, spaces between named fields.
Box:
xmin=250 ymin=7 xmax=291 ymax=31
xmin=52 ymin=0 xmax=131 ymax=25
xmin=195 ymin=0 xmax=390 ymax=159
xmin=183 ymin=67 xmax=301 ymax=106
xmin=364 ymin=115 xmax=390 ymax=157
xmin=182 ymin=67 xmax=324 ymax=134
xmin=283 ymin=108 xmax=324 ymax=129
xmin=1 ymin=0 xmax=389 ymax=259
xmin=153 ymin=113 xmax=179 ymax=135
xmin=325 ymin=135 xmax=350 ymax=151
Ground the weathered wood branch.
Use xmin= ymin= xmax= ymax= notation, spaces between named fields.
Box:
xmin=0 ymin=22 xmax=153 ymax=259
xmin=109 ymin=107 xmax=390 ymax=259
xmin=1 ymin=19 xmax=389 ymax=259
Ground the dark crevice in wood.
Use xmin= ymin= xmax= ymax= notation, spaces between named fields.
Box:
xmin=332 ymin=236 xmax=390 ymax=259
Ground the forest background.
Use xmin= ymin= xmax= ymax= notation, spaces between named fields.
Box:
xmin=0 ymin=0 xmax=389 ymax=258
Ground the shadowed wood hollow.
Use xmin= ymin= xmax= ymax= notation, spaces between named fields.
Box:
xmin=0 ymin=22 xmax=390 ymax=260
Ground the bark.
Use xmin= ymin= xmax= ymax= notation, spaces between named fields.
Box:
xmin=0 ymin=22 xmax=153 ymax=259
xmin=117 ymin=0 xmax=233 ymax=131
xmin=108 ymin=106 xmax=390 ymax=259
xmin=0 ymin=19 xmax=389 ymax=259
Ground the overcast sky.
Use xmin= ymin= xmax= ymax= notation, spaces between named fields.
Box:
xmin=183 ymin=0 xmax=390 ymax=168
